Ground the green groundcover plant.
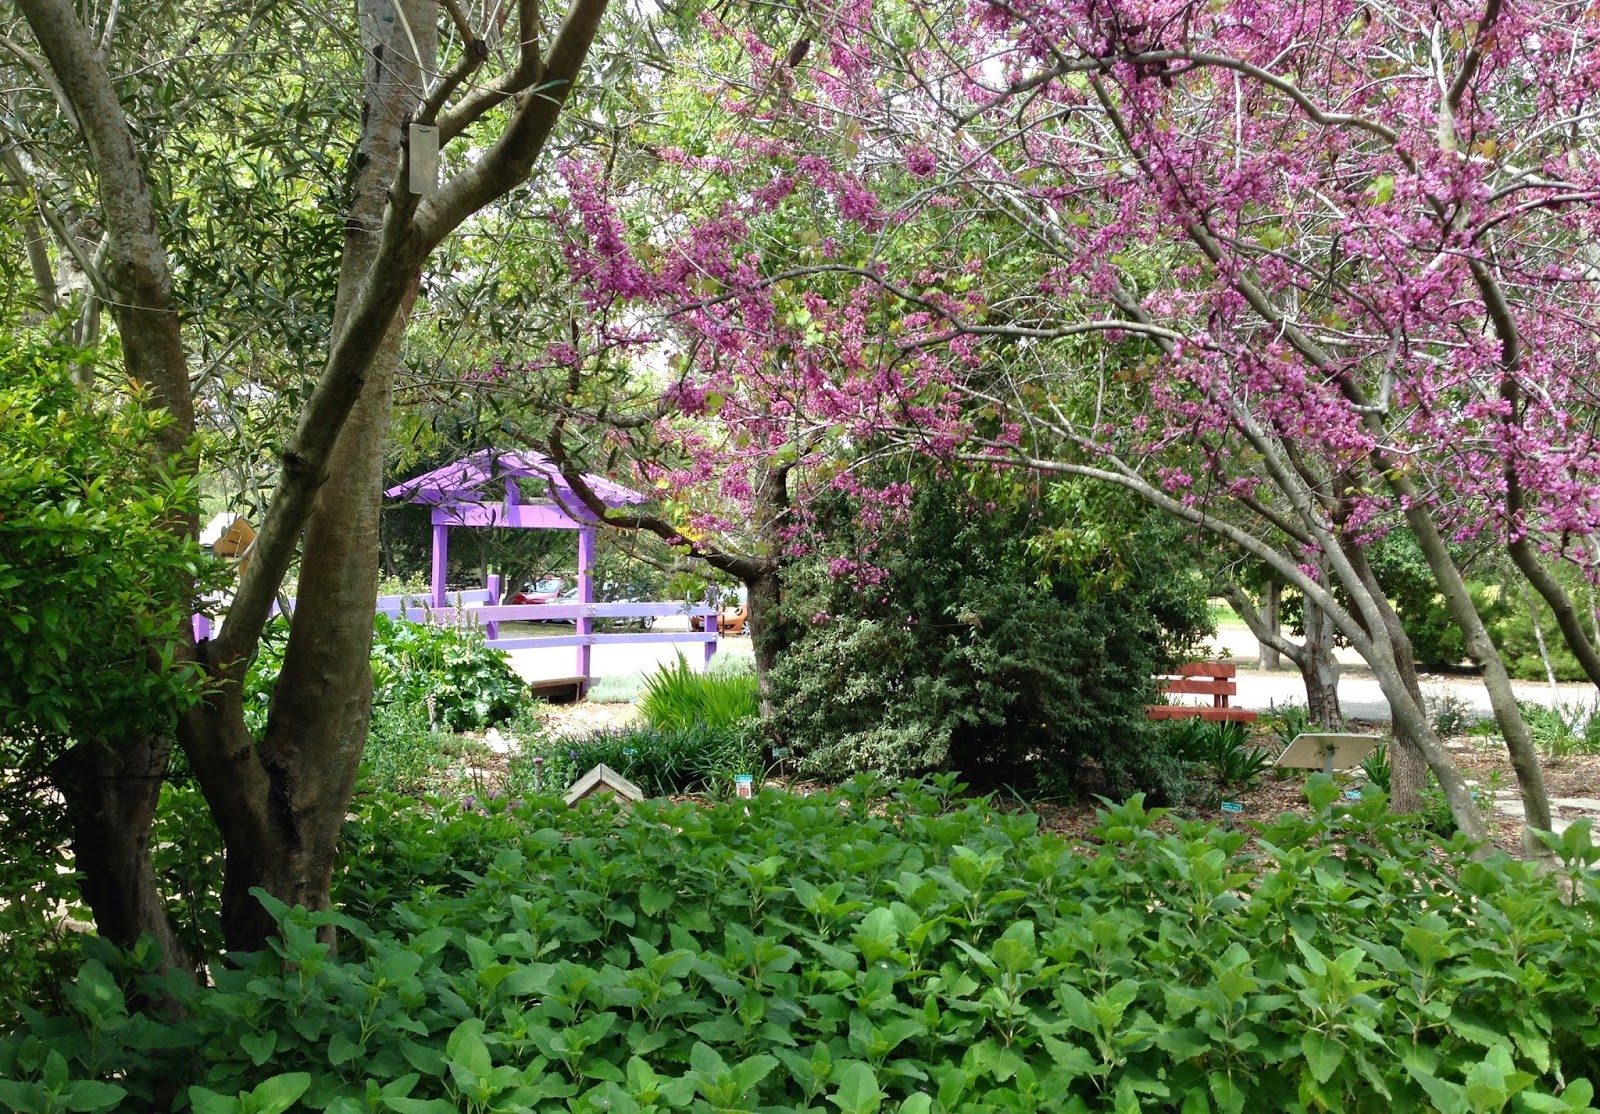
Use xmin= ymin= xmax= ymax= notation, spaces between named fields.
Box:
xmin=245 ymin=614 xmax=526 ymax=737
xmin=3 ymin=777 xmax=1599 ymax=1113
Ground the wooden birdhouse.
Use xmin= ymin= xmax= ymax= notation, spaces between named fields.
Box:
xmin=200 ymin=512 xmax=257 ymax=574
xmin=563 ymin=764 xmax=645 ymax=806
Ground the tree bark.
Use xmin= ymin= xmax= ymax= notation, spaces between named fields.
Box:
xmin=1336 ymin=533 xmax=1426 ymax=812
xmin=746 ymin=567 xmax=784 ymax=718
xmin=1258 ymin=578 xmax=1282 ymax=670
xmin=206 ymin=0 xmax=431 ymax=952
xmin=1299 ymin=593 xmax=1343 ymax=729
xmin=50 ymin=737 xmax=185 ymax=969
xmin=1401 ymin=498 xmax=1551 ymax=833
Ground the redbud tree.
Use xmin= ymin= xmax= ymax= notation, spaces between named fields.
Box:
xmin=537 ymin=0 xmax=1600 ymax=841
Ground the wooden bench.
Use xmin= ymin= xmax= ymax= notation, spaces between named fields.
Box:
xmin=1147 ymin=662 xmax=1258 ymax=723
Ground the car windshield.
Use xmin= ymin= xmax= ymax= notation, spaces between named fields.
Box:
xmin=532 ymin=577 xmax=565 ymax=593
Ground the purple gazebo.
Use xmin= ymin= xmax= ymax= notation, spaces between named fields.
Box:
xmin=385 ymin=449 xmax=718 ymax=689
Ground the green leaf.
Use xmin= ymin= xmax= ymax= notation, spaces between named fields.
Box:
xmin=830 ymin=1062 xmax=883 ymax=1114
xmin=446 ymin=1018 xmax=493 ymax=1084
xmin=188 ymin=1088 xmax=240 ymax=1114
xmin=329 ymin=1030 xmax=365 ymax=1066
xmin=1301 ymin=1031 xmax=1343 ymax=1085
xmin=60 ymin=1081 xmax=126 ymax=1114
xmin=249 ymin=1074 xmax=312 ymax=1114
xmin=241 ymin=1031 xmax=277 ymax=1066
xmin=0 ymin=1081 xmax=44 ymax=1114
xmin=639 ymin=882 xmax=673 ymax=915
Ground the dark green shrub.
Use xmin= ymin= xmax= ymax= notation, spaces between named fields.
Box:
xmin=6 ymin=780 xmax=1600 ymax=1111
xmin=772 ymin=484 xmax=1210 ymax=801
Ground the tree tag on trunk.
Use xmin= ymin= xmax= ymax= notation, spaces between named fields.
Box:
xmin=408 ymin=123 xmax=440 ymax=197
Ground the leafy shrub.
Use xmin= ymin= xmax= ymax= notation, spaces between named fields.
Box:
xmin=0 ymin=832 xmax=87 ymax=1022
xmin=362 ymin=701 xmax=451 ymax=794
xmin=514 ymin=721 xmax=761 ymax=799
xmin=245 ymin=613 xmax=527 ymax=736
xmin=1426 ymin=687 xmax=1478 ymax=737
xmin=773 ymin=484 xmax=1210 ymax=801
xmin=639 ymin=654 xmax=760 ymax=732
xmin=7 ymin=780 xmax=1600 ymax=1111
xmin=1265 ymin=701 xmax=1312 ymax=748
xmin=370 ymin=613 xmax=526 ymax=731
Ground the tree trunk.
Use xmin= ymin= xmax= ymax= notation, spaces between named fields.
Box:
xmin=1334 ymin=532 xmax=1426 ymax=811
xmin=204 ymin=0 xmax=432 ymax=952
xmin=746 ymin=567 xmax=784 ymax=719
xmin=1258 ymin=579 xmax=1282 ymax=670
xmin=1403 ymin=502 xmax=1551 ymax=835
xmin=50 ymin=737 xmax=185 ymax=970
xmin=1520 ymin=579 xmax=1563 ymax=695
xmin=1300 ymin=593 xmax=1343 ymax=729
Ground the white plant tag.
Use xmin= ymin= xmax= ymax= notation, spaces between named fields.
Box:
xmin=408 ymin=123 xmax=439 ymax=196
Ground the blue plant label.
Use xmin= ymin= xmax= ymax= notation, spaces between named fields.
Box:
xmin=1345 ymin=790 xmax=1363 ymax=799
xmin=1221 ymin=801 xmax=1243 ymax=813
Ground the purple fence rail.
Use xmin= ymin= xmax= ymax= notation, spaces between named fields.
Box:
xmin=193 ymin=590 xmax=724 ymax=690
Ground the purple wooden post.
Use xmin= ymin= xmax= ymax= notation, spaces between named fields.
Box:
xmin=576 ymin=526 xmax=596 ymax=687
xmin=485 ymin=573 xmax=501 ymax=641
xmin=704 ymin=609 xmax=719 ymax=670
xmin=192 ymin=613 xmax=211 ymax=641
xmin=431 ymin=522 xmax=449 ymax=609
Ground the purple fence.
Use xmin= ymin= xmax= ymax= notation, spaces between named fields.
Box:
xmin=193 ymin=587 xmax=725 ymax=689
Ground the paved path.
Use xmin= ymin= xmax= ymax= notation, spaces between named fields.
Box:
xmin=1208 ymin=622 xmax=1593 ymax=723
xmin=504 ymin=618 xmax=1592 ymax=724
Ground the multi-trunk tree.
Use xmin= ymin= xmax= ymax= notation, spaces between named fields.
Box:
xmin=6 ymin=0 xmax=612 ymax=959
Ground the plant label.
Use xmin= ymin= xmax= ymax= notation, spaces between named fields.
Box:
xmin=1221 ymin=801 xmax=1243 ymax=813
xmin=408 ymin=123 xmax=440 ymax=196
xmin=735 ymin=774 xmax=754 ymax=799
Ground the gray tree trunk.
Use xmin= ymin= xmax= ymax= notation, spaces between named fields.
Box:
xmin=1403 ymin=502 xmax=1551 ymax=834
xmin=215 ymin=0 xmax=432 ymax=951
xmin=1258 ymin=579 xmax=1282 ymax=670
xmin=1300 ymin=594 xmax=1342 ymax=729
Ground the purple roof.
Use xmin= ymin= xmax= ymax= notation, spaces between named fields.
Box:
xmin=385 ymin=449 xmax=645 ymax=511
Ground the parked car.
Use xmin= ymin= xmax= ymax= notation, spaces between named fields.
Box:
xmin=533 ymin=585 xmax=581 ymax=622
xmin=599 ymin=583 xmax=655 ymax=630
xmin=509 ymin=576 xmax=566 ymax=605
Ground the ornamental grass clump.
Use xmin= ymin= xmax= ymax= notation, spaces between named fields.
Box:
xmin=639 ymin=653 xmax=760 ymax=732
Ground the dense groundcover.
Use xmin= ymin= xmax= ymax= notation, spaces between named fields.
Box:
xmin=4 ymin=778 xmax=1599 ymax=1113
